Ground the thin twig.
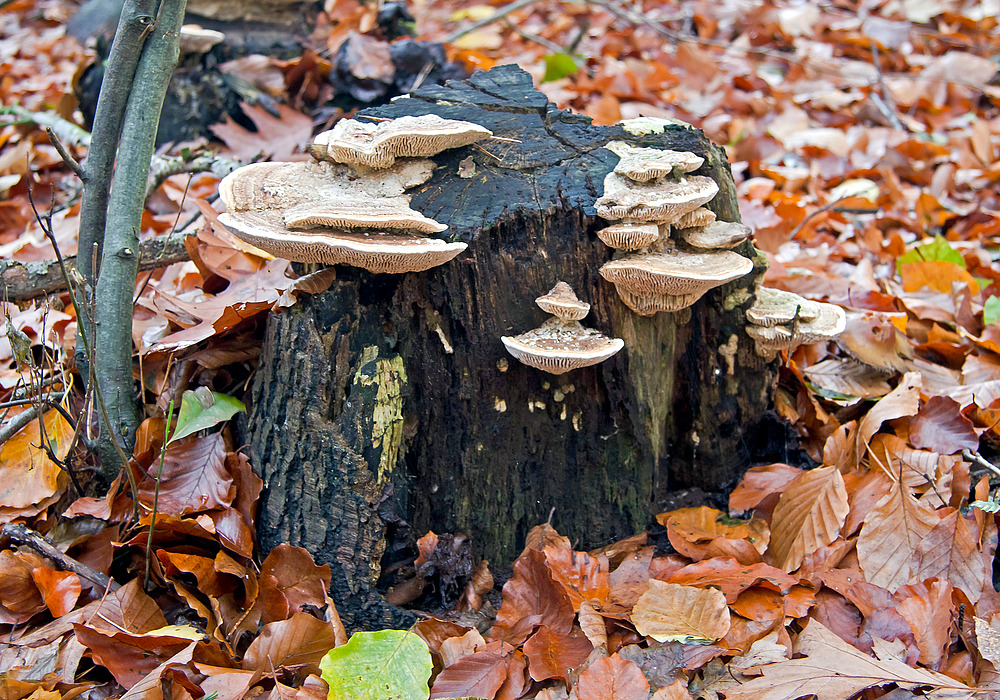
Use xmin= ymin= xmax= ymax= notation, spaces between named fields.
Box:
xmin=963 ymin=449 xmax=1000 ymax=479
xmin=869 ymin=44 xmax=906 ymax=132
xmin=1 ymin=523 xmax=118 ymax=592
xmin=44 ymin=127 xmax=86 ymax=180
xmin=787 ymin=196 xmax=852 ymax=240
xmin=0 ymin=406 xmax=40 ymax=447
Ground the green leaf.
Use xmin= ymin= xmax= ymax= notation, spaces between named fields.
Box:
xmin=168 ymin=387 xmax=245 ymax=444
xmin=320 ymin=630 xmax=431 ymax=700
xmin=542 ymin=52 xmax=581 ymax=82
xmin=896 ymin=235 xmax=965 ymax=274
xmin=971 ymin=500 xmax=1000 ymax=513
xmin=985 ymin=296 xmax=1000 ymax=326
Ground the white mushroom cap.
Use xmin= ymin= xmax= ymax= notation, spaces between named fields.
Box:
xmin=746 ymin=287 xmax=823 ymax=327
xmin=283 ymin=200 xmax=447 ymax=234
xmin=535 ymin=282 xmax=591 ymax=321
xmin=604 ymin=141 xmax=704 ymax=182
xmin=595 ymin=173 xmax=719 ymax=224
xmin=179 ymin=25 xmax=225 ymax=55
xmin=218 ymin=211 xmax=467 ymax=273
xmin=501 ymin=318 xmax=624 ymax=375
xmin=596 ymin=222 xmax=660 ymax=251
xmin=599 ymin=248 xmax=753 ymax=315
xmin=680 ymin=221 xmax=753 ymax=250
xmin=310 ymin=115 xmax=493 ymax=169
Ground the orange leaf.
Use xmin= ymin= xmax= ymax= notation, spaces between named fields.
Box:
xmin=901 ymin=260 xmax=978 ymax=296
xmin=543 ymin=548 xmax=610 ymax=610
xmin=729 ymin=464 xmax=803 ymax=512
xmin=242 ymin=612 xmax=341 ymax=675
xmin=769 ymin=466 xmax=850 ymax=572
xmin=30 ymin=566 xmax=80 ymax=617
xmin=896 ymin=579 xmax=954 ymax=669
xmin=0 ymin=408 xmax=71 ymax=511
xmin=913 ymin=508 xmax=984 ymax=603
xmin=575 ymin=653 xmax=649 ymax=700
xmin=492 ymin=549 xmax=574 ymax=644
xmin=430 ymin=650 xmax=508 ymax=700
xmin=668 ymin=558 xmax=796 ymax=603
xmin=522 ymin=626 xmax=593 ymax=684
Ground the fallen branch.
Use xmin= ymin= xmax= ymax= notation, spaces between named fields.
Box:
xmin=1 ymin=522 xmax=119 ymax=592
xmin=1 ymin=229 xmax=192 ymax=302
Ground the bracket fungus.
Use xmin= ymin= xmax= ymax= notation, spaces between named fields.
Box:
xmin=600 ymin=249 xmax=754 ymax=316
xmin=679 ymin=221 xmax=753 ymax=251
xmin=745 ymin=287 xmax=846 ymax=359
xmin=501 ymin=282 xmax=624 ymax=374
xmin=673 ymin=207 xmax=717 ymax=230
xmin=605 ymin=141 xmax=704 ymax=182
xmin=218 ymin=115 xmax=493 ymax=273
xmin=308 ymin=114 xmax=493 ymax=169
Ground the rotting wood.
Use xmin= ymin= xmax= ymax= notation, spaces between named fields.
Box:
xmin=244 ymin=65 xmax=775 ymax=629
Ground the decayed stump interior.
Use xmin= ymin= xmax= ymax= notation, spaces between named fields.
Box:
xmin=244 ymin=65 xmax=775 ymax=628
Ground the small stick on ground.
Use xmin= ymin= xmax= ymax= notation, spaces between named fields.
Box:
xmin=1 ymin=522 xmax=119 ymax=592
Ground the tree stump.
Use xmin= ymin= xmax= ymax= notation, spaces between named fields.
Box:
xmin=244 ymin=65 xmax=775 ymax=629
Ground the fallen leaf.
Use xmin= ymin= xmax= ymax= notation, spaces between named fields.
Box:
xmin=769 ymin=466 xmax=850 ymax=572
xmin=631 ymin=581 xmax=731 ymax=644
xmin=575 ymin=653 xmax=649 ymax=700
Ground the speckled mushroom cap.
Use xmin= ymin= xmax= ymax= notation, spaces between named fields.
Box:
xmin=595 ymin=173 xmax=719 ymax=223
xmin=309 ymin=115 xmax=493 ymax=169
xmin=217 ymin=211 xmax=466 ymax=273
xmin=680 ymin=221 xmax=753 ymax=250
xmin=673 ymin=207 xmax=717 ymax=230
xmin=535 ymin=282 xmax=591 ymax=321
xmin=604 ymin=141 xmax=704 ymax=182
xmin=501 ymin=318 xmax=624 ymax=375
xmin=596 ymin=222 xmax=660 ymax=251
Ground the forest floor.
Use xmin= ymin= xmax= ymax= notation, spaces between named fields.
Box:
xmin=2 ymin=0 xmax=1000 ymax=697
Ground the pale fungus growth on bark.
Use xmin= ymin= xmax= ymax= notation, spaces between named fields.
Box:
xmin=501 ymin=282 xmax=624 ymax=374
xmin=308 ymin=114 xmax=493 ymax=169
xmin=599 ymin=249 xmax=754 ymax=316
xmin=604 ymin=141 xmax=704 ymax=181
xmin=673 ymin=207 xmax=717 ymax=230
xmin=595 ymin=173 xmax=719 ymax=223
xmin=679 ymin=221 xmax=753 ymax=250
xmin=596 ymin=222 xmax=661 ymax=251
xmin=745 ymin=287 xmax=846 ymax=359
xmin=216 ymin=115 xmax=496 ymax=273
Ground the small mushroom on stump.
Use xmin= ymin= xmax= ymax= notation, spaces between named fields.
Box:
xmin=502 ymin=282 xmax=624 ymax=374
xmin=745 ymin=286 xmax=846 ymax=359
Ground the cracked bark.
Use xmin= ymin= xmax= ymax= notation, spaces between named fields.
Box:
xmin=245 ymin=65 xmax=776 ymax=629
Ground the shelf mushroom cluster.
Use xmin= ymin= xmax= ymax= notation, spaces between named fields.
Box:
xmin=745 ymin=287 xmax=846 ymax=359
xmin=501 ymin=282 xmax=624 ymax=374
xmin=594 ymin=142 xmax=754 ymax=316
xmin=217 ymin=115 xmax=492 ymax=273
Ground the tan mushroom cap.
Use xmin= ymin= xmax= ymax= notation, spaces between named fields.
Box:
xmin=310 ymin=115 xmax=493 ymax=169
xmin=673 ymin=207 xmax=717 ymax=230
xmin=284 ymin=200 xmax=447 ymax=234
xmin=217 ymin=211 xmax=467 ymax=273
xmin=746 ymin=287 xmax=823 ymax=327
xmin=605 ymin=141 xmax=704 ymax=182
xmin=595 ymin=173 xmax=719 ymax=223
xmin=746 ymin=287 xmax=846 ymax=358
xmin=535 ymin=282 xmax=591 ymax=321
xmin=680 ymin=220 xmax=753 ymax=250
xmin=501 ymin=318 xmax=624 ymax=375
xmin=596 ymin=222 xmax=660 ymax=251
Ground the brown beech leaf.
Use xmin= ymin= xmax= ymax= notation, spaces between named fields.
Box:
xmin=667 ymin=558 xmax=796 ymax=603
xmin=857 ymin=480 xmax=940 ymax=591
xmin=497 ymin=649 xmax=529 ymax=700
xmin=769 ymin=466 xmax=850 ymax=572
xmin=908 ymin=396 xmax=979 ymax=454
xmin=492 ymin=549 xmax=574 ymax=644
xmin=729 ymin=464 xmax=803 ymax=512
xmin=440 ymin=628 xmax=486 ymax=667
xmin=868 ymin=433 xmax=959 ymax=493
xmin=660 ymin=507 xmax=765 ymax=561
xmin=543 ymin=548 xmax=610 ymax=610
xmin=210 ymin=103 xmax=313 ymax=161
xmin=242 ymin=612 xmax=340 ymax=675
xmin=578 ymin=600 xmax=607 ymax=648
xmin=975 ymin=617 xmax=1000 ymax=671
xmin=913 ymin=507 xmax=984 ymax=603
xmin=851 ymin=372 xmax=922 ymax=466
xmin=631 ymin=581 xmax=731 ymax=644
xmin=522 ymin=626 xmax=593 ymax=684
xmin=0 ymin=550 xmax=45 ymax=615
xmin=836 ymin=311 xmax=912 ymax=375
xmin=138 ymin=433 xmax=232 ymax=516
xmin=651 ymin=679 xmax=694 ymax=699
xmin=430 ymin=650 xmax=507 ymax=700
xmin=896 ymin=578 xmax=953 ymax=669
xmin=30 ymin=567 xmax=80 ymax=617
xmin=575 ymin=653 xmax=650 ymax=700
xmin=259 ymin=543 xmax=331 ymax=624
xmin=525 ymin=523 xmax=571 ymax=552
xmin=722 ymin=620 xmax=974 ymax=700
xmin=118 ymin=642 xmax=197 ymax=700
xmin=72 ymin=624 xmax=201 ymax=689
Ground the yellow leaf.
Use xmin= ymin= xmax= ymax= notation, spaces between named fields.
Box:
xmin=631 ymin=580 xmax=730 ymax=644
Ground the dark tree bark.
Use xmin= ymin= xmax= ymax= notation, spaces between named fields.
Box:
xmin=245 ymin=65 xmax=775 ymax=629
